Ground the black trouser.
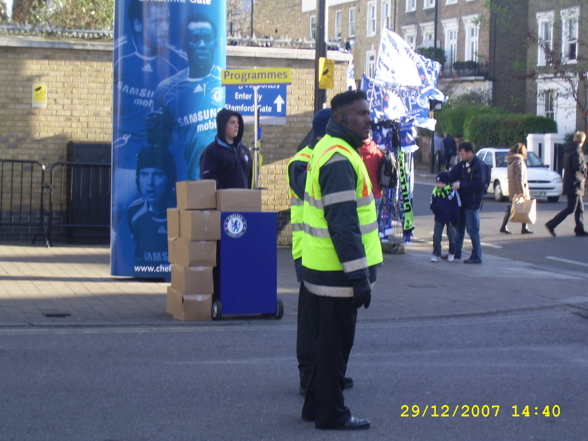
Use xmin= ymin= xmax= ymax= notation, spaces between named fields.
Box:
xmin=548 ymin=194 xmax=585 ymax=232
xmin=500 ymin=203 xmax=529 ymax=232
xmin=302 ymin=294 xmax=357 ymax=429
xmin=296 ymin=282 xmax=317 ymax=389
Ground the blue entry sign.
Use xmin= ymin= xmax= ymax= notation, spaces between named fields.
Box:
xmin=225 ymin=84 xmax=287 ymax=125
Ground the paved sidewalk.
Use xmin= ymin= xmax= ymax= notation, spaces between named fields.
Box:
xmin=1 ymin=235 xmax=587 ymax=327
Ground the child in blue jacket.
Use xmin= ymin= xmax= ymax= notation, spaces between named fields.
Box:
xmin=430 ymin=172 xmax=461 ymax=262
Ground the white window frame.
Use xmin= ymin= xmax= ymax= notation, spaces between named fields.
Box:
xmin=542 ymin=90 xmax=556 ymax=120
xmin=381 ymin=0 xmax=392 ymax=31
xmin=446 ymin=0 xmax=457 ymax=5
xmin=367 ymin=1 xmax=377 ymax=37
xmin=442 ymin=18 xmax=459 ymax=70
xmin=536 ymin=11 xmax=554 ymax=66
xmin=401 ymin=24 xmax=418 ymax=50
xmin=310 ymin=15 xmax=316 ymax=41
xmin=335 ymin=10 xmax=342 ymax=40
xmin=561 ymin=7 xmax=579 ymax=63
xmin=424 ymin=0 xmax=435 ymax=10
xmin=348 ymin=7 xmax=356 ymax=38
xmin=406 ymin=0 xmax=416 ymax=13
xmin=462 ymin=14 xmax=479 ymax=62
xmin=366 ymin=49 xmax=377 ymax=78
xmin=419 ymin=22 xmax=435 ymax=48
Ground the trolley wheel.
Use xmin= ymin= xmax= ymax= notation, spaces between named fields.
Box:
xmin=275 ymin=299 xmax=284 ymax=320
xmin=211 ymin=299 xmax=222 ymax=321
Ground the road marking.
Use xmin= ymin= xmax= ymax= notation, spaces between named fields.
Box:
xmin=482 ymin=242 xmax=502 ymax=249
xmin=546 ymin=256 xmax=588 ymax=268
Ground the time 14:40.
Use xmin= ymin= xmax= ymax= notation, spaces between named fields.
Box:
xmin=512 ymin=405 xmax=560 ymax=417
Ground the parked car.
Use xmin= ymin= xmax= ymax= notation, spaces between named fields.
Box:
xmin=476 ymin=147 xmax=563 ymax=202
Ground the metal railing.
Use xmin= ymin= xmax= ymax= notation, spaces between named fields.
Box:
xmin=0 ymin=159 xmax=46 ymax=244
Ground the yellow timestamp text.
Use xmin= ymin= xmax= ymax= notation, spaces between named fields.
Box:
xmin=400 ymin=405 xmax=561 ymax=418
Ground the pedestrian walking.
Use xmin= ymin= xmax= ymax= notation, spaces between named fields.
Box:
xmin=500 ymin=143 xmax=534 ymax=234
xmin=430 ymin=171 xmax=461 ymax=262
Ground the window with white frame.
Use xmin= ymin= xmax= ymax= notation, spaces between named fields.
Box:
xmin=542 ymin=90 xmax=556 ymax=120
xmin=420 ymin=22 xmax=435 ymax=48
xmin=366 ymin=50 xmax=377 ymax=78
xmin=536 ymin=11 xmax=554 ymax=66
xmin=348 ymin=7 xmax=356 ymax=38
xmin=463 ymin=15 xmax=479 ymax=61
xmin=402 ymin=25 xmax=418 ymax=50
xmin=367 ymin=1 xmax=377 ymax=37
xmin=310 ymin=15 xmax=316 ymax=41
xmin=382 ymin=0 xmax=392 ymax=31
xmin=561 ymin=7 xmax=579 ymax=63
xmin=424 ymin=0 xmax=435 ymax=10
xmin=335 ymin=10 xmax=342 ymax=40
xmin=442 ymin=18 xmax=459 ymax=70
xmin=446 ymin=0 xmax=457 ymax=5
xmin=406 ymin=0 xmax=416 ymax=13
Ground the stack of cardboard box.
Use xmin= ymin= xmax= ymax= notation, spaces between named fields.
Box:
xmin=166 ymin=180 xmax=263 ymax=321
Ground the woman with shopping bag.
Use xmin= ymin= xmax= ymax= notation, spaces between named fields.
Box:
xmin=499 ymin=142 xmax=534 ymax=234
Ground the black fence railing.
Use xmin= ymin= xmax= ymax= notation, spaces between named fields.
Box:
xmin=0 ymin=159 xmax=111 ymax=246
xmin=0 ymin=159 xmax=46 ymax=244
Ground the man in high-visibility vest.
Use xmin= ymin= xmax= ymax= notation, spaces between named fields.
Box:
xmin=287 ymin=108 xmax=355 ymax=397
xmin=300 ymin=90 xmax=383 ymax=430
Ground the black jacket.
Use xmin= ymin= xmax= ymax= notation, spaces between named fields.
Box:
xmin=200 ymin=109 xmax=252 ymax=189
xmin=447 ymin=155 xmax=485 ymax=210
xmin=562 ymin=141 xmax=587 ymax=196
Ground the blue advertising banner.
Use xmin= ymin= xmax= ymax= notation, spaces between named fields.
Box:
xmin=111 ymin=0 xmax=226 ymax=277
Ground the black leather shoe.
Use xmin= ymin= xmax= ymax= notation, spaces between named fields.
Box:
xmin=499 ymin=227 xmax=512 ymax=234
xmin=521 ymin=229 xmax=534 ymax=234
xmin=335 ymin=416 xmax=371 ymax=430
xmin=576 ymin=231 xmax=588 ymax=237
xmin=343 ymin=377 xmax=354 ymax=389
xmin=545 ymin=223 xmax=556 ymax=237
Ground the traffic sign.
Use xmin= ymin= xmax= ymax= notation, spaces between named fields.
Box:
xmin=225 ymin=84 xmax=288 ymax=125
xmin=221 ymin=68 xmax=292 ymax=86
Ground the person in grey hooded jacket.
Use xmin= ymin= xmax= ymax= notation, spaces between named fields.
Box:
xmin=200 ymin=108 xmax=252 ymax=188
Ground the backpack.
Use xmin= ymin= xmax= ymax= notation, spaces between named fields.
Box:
xmin=378 ymin=150 xmax=399 ymax=189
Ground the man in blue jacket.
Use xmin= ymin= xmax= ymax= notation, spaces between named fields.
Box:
xmin=446 ymin=141 xmax=485 ymax=264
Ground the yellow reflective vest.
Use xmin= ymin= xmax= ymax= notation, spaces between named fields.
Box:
xmin=286 ymin=146 xmax=312 ymax=260
xmin=302 ymin=135 xmax=383 ymax=273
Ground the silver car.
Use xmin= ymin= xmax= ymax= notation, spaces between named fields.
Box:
xmin=476 ymin=147 xmax=563 ymax=202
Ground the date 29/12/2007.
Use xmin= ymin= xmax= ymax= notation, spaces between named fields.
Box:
xmin=400 ymin=405 xmax=561 ymax=418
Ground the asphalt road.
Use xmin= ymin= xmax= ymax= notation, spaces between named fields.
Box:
xmin=1 ymin=307 xmax=586 ymax=440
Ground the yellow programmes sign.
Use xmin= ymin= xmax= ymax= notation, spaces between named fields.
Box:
xmin=221 ymin=68 xmax=292 ymax=86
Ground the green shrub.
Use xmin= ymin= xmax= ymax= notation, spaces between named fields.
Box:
xmin=463 ymin=114 xmax=557 ymax=149
xmin=435 ymin=106 xmax=504 ymax=138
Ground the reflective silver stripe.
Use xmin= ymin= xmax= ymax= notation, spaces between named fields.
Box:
xmin=305 ymin=192 xmax=324 ymax=209
xmin=323 ymin=190 xmax=357 ymax=206
xmin=291 ymin=222 xmax=304 ymax=232
xmin=360 ymin=221 xmax=379 ymax=235
xmin=290 ymin=198 xmax=303 ymax=206
xmin=304 ymin=281 xmax=354 ymax=297
xmin=302 ymin=223 xmax=331 ymax=238
xmin=357 ymin=193 xmax=374 ymax=207
xmin=341 ymin=257 xmax=368 ymax=273
xmin=325 ymin=153 xmax=348 ymax=165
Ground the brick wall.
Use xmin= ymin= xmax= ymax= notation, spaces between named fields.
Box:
xmin=0 ymin=37 xmax=351 ymax=244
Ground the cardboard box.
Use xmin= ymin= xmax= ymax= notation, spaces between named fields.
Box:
xmin=173 ymin=294 xmax=213 ymax=321
xmin=167 ymin=209 xmax=180 ymax=238
xmin=176 ymin=180 xmax=217 ymax=210
xmin=216 ymin=189 xmax=262 ymax=212
xmin=171 ymin=264 xmax=214 ymax=294
xmin=166 ymin=285 xmax=182 ymax=316
xmin=169 ymin=238 xmax=217 ymax=267
xmin=179 ymin=210 xmax=221 ymax=240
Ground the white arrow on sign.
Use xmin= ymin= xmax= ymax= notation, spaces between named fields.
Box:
xmin=274 ymin=95 xmax=285 ymax=113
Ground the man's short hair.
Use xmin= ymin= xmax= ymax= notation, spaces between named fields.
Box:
xmin=330 ymin=90 xmax=367 ymax=114
xmin=182 ymin=14 xmax=217 ymax=42
xmin=458 ymin=141 xmax=475 ymax=153
xmin=128 ymin=0 xmax=160 ymax=25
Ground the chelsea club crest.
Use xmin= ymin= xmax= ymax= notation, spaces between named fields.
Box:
xmin=224 ymin=214 xmax=247 ymax=238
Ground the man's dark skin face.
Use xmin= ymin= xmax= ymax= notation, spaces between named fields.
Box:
xmin=334 ymin=99 xmax=372 ymax=140
xmin=185 ymin=21 xmax=216 ymax=78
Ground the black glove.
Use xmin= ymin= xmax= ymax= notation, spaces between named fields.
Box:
xmin=352 ymin=278 xmax=371 ymax=309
